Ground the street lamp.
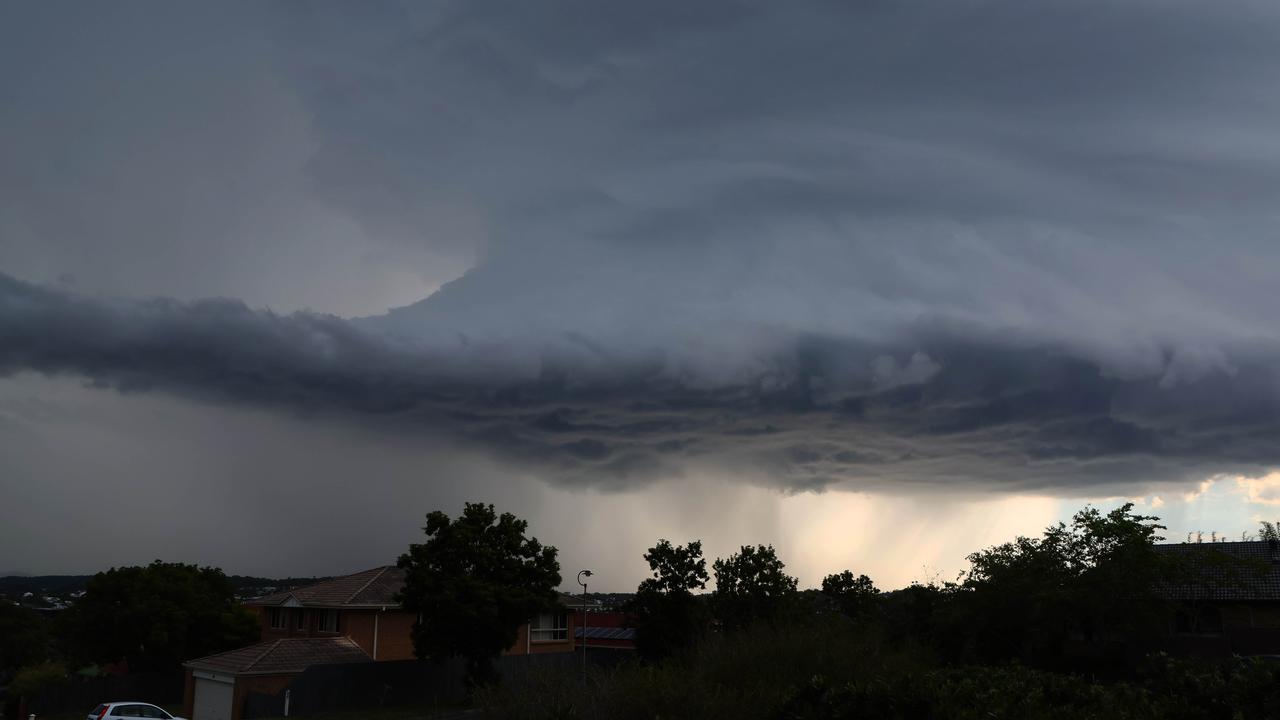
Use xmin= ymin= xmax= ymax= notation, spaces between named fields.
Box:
xmin=577 ymin=569 xmax=593 ymax=675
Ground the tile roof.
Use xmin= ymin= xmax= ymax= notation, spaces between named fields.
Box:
xmin=184 ymin=638 xmax=372 ymax=676
xmin=1153 ymin=541 xmax=1280 ymax=601
xmin=247 ymin=566 xmax=406 ymax=608
xmin=248 ymin=566 xmax=582 ymax=611
xmin=575 ymin=626 xmax=636 ymax=640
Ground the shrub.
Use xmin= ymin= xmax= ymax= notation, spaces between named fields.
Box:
xmin=7 ymin=662 xmax=68 ymax=701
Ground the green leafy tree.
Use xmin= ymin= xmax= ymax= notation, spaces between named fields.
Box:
xmin=0 ymin=603 xmax=49 ymax=673
xmin=59 ymin=561 xmax=258 ymax=671
xmin=7 ymin=662 xmax=67 ymax=703
xmin=712 ymin=544 xmax=798 ymax=630
xmin=397 ymin=502 xmax=561 ymax=685
xmin=629 ymin=539 xmax=710 ymax=660
xmin=820 ymin=570 xmax=880 ymax=618
xmin=958 ymin=503 xmax=1185 ymax=670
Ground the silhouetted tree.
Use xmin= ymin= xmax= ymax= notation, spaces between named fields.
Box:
xmin=957 ymin=504 xmax=1184 ymax=671
xmin=59 ymin=561 xmax=258 ymax=671
xmin=397 ymin=502 xmax=561 ymax=685
xmin=0 ymin=602 xmax=48 ymax=673
xmin=629 ymin=539 xmax=709 ymax=660
xmin=712 ymin=544 xmax=798 ymax=630
xmin=821 ymin=570 xmax=880 ymax=618
xmin=1260 ymin=521 xmax=1280 ymax=542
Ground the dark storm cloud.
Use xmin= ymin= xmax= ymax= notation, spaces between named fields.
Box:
xmin=4 ymin=272 xmax=1280 ymax=494
xmin=4 ymin=0 xmax=1280 ymax=497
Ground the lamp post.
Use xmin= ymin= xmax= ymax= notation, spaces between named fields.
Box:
xmin=577 ymin=569 xmax=593 ymax=676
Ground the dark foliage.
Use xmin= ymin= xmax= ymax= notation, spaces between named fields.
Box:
xmin=629 ymin=539 xmax=709 ymax=661
xmin=712 ymin=544 xmax=799 ymax=630
xmin=397 ymin=502 xmax=561 ymax=685
xmin=820 ymin=570 xmax=879 ymax=619
xmin=948 ymin=504 xmax=1187 ymax=671
xmin=774 ymin=655 xmax=1280 ymax=720
xmin=57 ymin=561 xmax=258 ymax=672
xmin=0 ymin=602 xmax=49 ymax=672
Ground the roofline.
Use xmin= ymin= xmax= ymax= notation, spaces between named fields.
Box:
xmin=346 ymin=566 xmax=394 ymax=604
xmin=183 ymin=662 xmax=320 ymax=677
xmin=245 ymin=601 xmax=405 ymax=610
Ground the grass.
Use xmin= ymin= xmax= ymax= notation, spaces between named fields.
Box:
xmin=474 ymin=616 xmax=932 ymax=720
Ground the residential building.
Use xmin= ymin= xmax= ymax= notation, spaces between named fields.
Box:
xmin=1154 ymin=540 xmax=1280 ymax=657
xmin=183 ymin=566 xmax=582 ymax=720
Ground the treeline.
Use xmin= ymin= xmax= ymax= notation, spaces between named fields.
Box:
xmin=479 ymin=504 xmax=1280 ymax=720
xmin=6 ymin=501 xmax=1278 ymax=720
xmin=1 ymin=561 xmax=260 ymax=714
xmin=628 ymin=504 xmax=1189 ymax=671
xmin=0 ymin=572 xmax=325 ymax=602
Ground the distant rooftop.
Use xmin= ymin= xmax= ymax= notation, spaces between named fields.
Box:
xmin=1154 ymin=540 xmax=1280 ymax=601
xmin=247 ymin=566 xmax=405 ymax=608
xmin=246 ymin=565 xmax=583 ymax=610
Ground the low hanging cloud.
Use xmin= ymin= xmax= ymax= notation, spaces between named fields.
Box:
xmin=4 ymin=266 xmax=1279 ymax=496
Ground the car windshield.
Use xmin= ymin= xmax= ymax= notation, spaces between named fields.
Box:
xmin=91 ymin=705 xmax=106 ymax=717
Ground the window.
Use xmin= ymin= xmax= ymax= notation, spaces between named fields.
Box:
xmin=115 ymin=706 xmax=167 ymax=718
xmin=1175 ymin=604 xmax=1223 ymax=635
xmin=268 ymin=608 xmax=286 ymax=630
xmin=295 ymin=609 xmax=307 ymax=630
xmin=318 ymin=609 xmax=339 ymax=633
xmin=529 ymin=611 xmax=568 ymax=641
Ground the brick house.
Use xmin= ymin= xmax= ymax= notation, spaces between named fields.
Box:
xmin=1154 ymin=540 xmax=1280 ymax=657
xmin=183 ymin=638 xmax=370 ymax=720
xmin=182 ymin=566 xmax=581 ymax=720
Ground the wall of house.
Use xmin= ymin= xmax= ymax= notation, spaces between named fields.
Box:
xmin=344 ymin=610 xmax=374 ymax=656
xmin=1246 ymin=603 xmax=1280 ymax=628
xmin=250 ymin=605 xmax=575 ymax=659
xmin=181 ymin=669 xmax=194 ymax=719
xmin=376 ymin=611 xmax=418 ymax=661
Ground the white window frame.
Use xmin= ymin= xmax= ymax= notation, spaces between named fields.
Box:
xmin=529 ymin=611 xmax=568 ymax=642
xmin=268 ymin=608 xmax=286 ymax=630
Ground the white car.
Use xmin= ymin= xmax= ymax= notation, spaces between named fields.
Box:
xmin=88 ymin=702 xmax=187 ymax=720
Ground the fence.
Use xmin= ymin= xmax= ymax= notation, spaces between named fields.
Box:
xmin=244 ymin=650 xmax=634 ymax=718
xmin=27 ymin=670 xmax=185 ymax=717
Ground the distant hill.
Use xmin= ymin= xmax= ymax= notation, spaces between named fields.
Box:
xmin=0 ymin=573 xmax=331 ymax=603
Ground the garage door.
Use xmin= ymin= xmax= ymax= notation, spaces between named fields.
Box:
xmin=192 ymin=676 xmax=235 ymax=720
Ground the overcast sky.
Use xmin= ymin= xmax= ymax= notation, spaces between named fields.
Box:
xmin=4 ymin=0 xmax=1280 ymax=590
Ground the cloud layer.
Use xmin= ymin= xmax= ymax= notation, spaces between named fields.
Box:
xmin=4 ymin=0 xmax=1280 ymax=500
xmin=4 ymin=266 xmax=1279 ymax=495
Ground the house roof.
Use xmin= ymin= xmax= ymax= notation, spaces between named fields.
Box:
xmin=576 ymin=626 xmax=636 ymax=641
xmin=184 ymin=638 xmax=372 ymax=676
xmin=247 ymin=566 xmax=406 ymax=608
xmin=247 ymin=565 xmax=582 ymax=611
xmin=1153 ymin=541 xmax=1280 ymax=601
